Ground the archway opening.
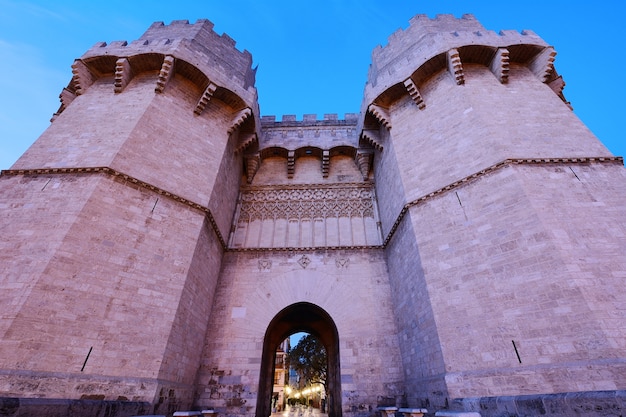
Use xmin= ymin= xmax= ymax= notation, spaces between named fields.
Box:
xmin=256 ymin=302 xmax=341 ymax=417
xmin=285 ymin=332 xmax=327 ymax=411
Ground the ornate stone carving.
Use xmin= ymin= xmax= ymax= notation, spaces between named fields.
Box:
xmin=298 ymin=255 xmax=311 ymax=269
xmin=258 ymin=259 xmax=272 ymax=271
xmin=237 ymin=184 xmax=376 ymax=222
xmin=335 ymin=257 xmax=349 ymax=269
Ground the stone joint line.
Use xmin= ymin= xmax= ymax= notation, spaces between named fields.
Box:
xmin=0 ymin=166 xmax=227 ymax=249
xmin=382 ymin=156 xmax=624 ymax=247
xmin=3 ymin=155 xmax=621 ymax=253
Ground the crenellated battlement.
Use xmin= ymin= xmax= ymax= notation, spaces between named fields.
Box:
xmin=261 ymin=113 xmax=358 ymax=127
xmin=371 ymin=14 xmax=546 ymax=71
xmin=76 ymin=18 xmax=258 ymax=115
xmin=83 ymin=19 xmax=253 ymax=66
xmin=258 ymin=114 xmax=359 ymax=152
xmin=365 ymin=14 xmax=550 ymax=104
xmin=359 ymin=13 xmax=561 ymax=136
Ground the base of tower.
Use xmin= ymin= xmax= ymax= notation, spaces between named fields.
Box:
xmin=0 ymin=397 xmax=156 ymax=416
xmin=448 ymin=390 xmax=625 ymax=416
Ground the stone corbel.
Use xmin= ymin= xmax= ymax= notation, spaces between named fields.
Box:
xmin=361 ymin=129 xmax=383 ymax=152
xmin=71 ymin=60 xmax=97 ymax=95
xmin=368 ymin=104 xmax=391 ymax=129
xmin=403 ymin=77 xmax=426 ymax=109
xmin=245 ymin=153 xmax=260 ymax=184
xmin=287 ymin=150 xmax=295 ymax=179
xmin=235 ymin=133 xmax=258 ymax=155
xmin=51 ymin=87 xmax=77 ymax=121
xmin=155 ymin=55 xmax=175 ymax=93
xmin=489 ymin=47 xmax=510 ymax=84
xmin=355 ymin=149 xmax=374 ymax=180
xmin=114 ymin=58 xmax=133 ymax=93
xmin=322 ymin=150 xmax=330 ymax=178
xmin=528 ymin=46 xmax=556 ymax=83
xmin=228 ymin=107 xmax=252 ymax=134
xmin=447 ymin=48 xmax=465 ymax=85
xmin=194 ymin=81 xmax=218 ymax=115
xmin=547 ymin=75 xmax=573 ymax=110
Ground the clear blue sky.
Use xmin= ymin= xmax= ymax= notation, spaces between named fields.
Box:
xmin=0 ymin=1 xmax=624 ymax=170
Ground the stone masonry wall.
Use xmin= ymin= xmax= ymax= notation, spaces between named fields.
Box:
xmin=0 ymin=173 xmax=213 ymax=405
xmin=406 ymin=163 xmax=626 ymax=400
xmin=195 ymin=249 xmax=405 ymax=417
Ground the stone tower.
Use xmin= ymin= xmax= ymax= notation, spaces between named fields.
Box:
xmin=1 ymin=15 xmax=625 ymax=417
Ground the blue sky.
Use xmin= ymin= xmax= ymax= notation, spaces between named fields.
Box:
xmin=0 ymin=1 xmax=624 ymax=170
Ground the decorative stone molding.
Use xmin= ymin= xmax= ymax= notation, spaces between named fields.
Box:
xmin=489 ymin=47 xmax=510 ymax=84
xmin=528 ymin=46 xmax=556 ymax=83
xmin=368 ymin=104 xmax=391 ymax=129
xmin=155 ymin=55 xmax=175 ymax=93
xmin=114 ymin=58 xmax=133 ymax=93
xmin=71 ymin=60 xmax=97 ymax=95
xmin=403 ymin=77 xmax=426 ymax=109
xmin=194 ymin=81 xmax=218 ymax=115
xmin=447 ymin=48 xmax=465 ymax=85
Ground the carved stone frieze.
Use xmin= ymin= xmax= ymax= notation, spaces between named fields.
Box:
xmin=237 ymin=183 xmax=376 ymax=222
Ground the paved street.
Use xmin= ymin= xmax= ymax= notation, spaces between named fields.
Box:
xmin=271 ymin=405 xmax=327 ymax=417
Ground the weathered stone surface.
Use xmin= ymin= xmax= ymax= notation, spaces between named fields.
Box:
xmin=0 ymin=14 xmax=624 ymax=417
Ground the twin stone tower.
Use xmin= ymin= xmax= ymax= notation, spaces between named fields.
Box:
xmin=1 ymin=14 xmax=625 ymax=417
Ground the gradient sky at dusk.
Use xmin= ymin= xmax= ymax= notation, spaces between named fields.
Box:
xmin=1 ymin=0 xmax=623 ymax=169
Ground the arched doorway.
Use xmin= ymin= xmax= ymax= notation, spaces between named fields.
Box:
xmin=256 ymin=302 xmax=341 ymax=417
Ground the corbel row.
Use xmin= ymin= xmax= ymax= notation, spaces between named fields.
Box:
xmin=395 ymin=45 xmax=556 ymax=114
xmin=243 ymin=147 xmax=372 ymax=184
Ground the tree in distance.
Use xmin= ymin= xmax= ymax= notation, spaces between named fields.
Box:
xmin=288 ymin=334 xmax=327 ymax=392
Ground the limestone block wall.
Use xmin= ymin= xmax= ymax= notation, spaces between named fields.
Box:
xmin=231 ymin=116 xmax=381 ymax=249
xmin=0 ymin=173 xmax=219 ymax=409
xmin=195 ymin=249 xmax=405 ymax=417
xmin=387 ymin=65 xmax=610 ymax=207
xmin=397 ymin=162 xmax=626 ymax=403
xmin=14 ymin=75 xmax=240 ymax=218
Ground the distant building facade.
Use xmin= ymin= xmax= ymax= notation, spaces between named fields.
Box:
xmin=272 ymin=338 xmax=290 ymax=411
xmin=0 ymin=14 xmax=625 ymax=417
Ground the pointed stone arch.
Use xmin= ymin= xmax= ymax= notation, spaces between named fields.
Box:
xmin=256 ymin=302 xmax=341 ymax=417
